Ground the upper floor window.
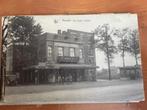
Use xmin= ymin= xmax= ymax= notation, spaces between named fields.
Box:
xmin=74 ymin=37 xmax=79 ymax=41
xmin=79 ymin=49 xmax=83 ymax=58
xmin=47 ymin=46 xmax=52 ymax=57
xmin=58 ymin=47 xmax=64 ymax=56
xmin=69 ymin=48 xmax=75 ymax=57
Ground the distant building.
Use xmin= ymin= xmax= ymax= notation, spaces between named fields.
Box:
xmin=119 ymin=66 xmax=142 ymax=80
xmin=7 ymin=29 xmax=98 ymax=84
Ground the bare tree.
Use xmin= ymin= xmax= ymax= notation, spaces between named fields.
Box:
xmin=0 ymin=16 xmax=12 ymax=100
xmin=114 ymin=28 xmax=130 ymax=68
xmin=94 ymin=24 xmax=117 ymax=80
xmin=127 ymin=29 xmax=140 ymax=66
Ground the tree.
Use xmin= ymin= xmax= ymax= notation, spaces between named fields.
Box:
xmin=127 ymin=29 xmax=140 ymax=66
xmin=10 ymin=16 xmax=43 ymax=67
xmin=0 ymin=16 xmax=13 ymax=100
xmin=2 ymin=17 xmax=14 ymax=51
xmin=29 ymin=24 xmax=43 ymax=65
xmin=124 ymin=29 xmax=140 ymax=79
xmin=0 ymin=16 xmax=42 ymax=100
xmin=114 ymin=28 xmax=130 ymax=68
xmin=94 ymin=24 xmax=117 ymax=80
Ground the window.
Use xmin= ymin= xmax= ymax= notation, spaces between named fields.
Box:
xmin=79 ymin=49 xmax=83 ymax=58
xmin=74 ymin=37 xmax=79 ymax=41
xmin=47 ymin=46 xmax=52 ymax=57
xmin=69 ymin=48 xmax=75 ymax=57
xmin=58 ymin=47 xmax=64 ymax=56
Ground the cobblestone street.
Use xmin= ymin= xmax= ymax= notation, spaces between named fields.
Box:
xmin=2 ymin=79 xmax=144 ymax=104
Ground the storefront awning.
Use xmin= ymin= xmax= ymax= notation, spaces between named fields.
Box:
xmin=54 ymin=64 xmax=99 ymax=69
xmin=23 ymin=63 xmax=99 ymax=70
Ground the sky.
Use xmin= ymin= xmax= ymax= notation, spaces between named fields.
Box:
xmin=33 ymin=14 xmax=141 ymax=69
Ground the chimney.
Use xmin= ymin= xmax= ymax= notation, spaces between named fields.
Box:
xmin=57 ymin=30 xmax=61 ymax=35
xmin=62 ymin=31 xmax=67 ymax=35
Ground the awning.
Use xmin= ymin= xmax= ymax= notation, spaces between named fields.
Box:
xmin=23 ymin=64 xmax=99 ymax=70
xmin=54 ymin=64 xmax=99 ymax=69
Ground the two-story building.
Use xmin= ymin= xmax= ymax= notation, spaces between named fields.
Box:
xmin=7 ymin=29 xmax=98 ymax=84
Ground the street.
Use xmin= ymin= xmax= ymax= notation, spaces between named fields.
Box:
xmin=2 ymin=79 xmax=145 ymax=104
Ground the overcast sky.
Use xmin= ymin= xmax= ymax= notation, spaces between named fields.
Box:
xmin=33 ymin=14 xmax=141 ymax=69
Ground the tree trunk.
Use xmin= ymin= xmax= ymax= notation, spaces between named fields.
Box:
xmin=122 ymin=56 xmax=125 ymax=68
xmin=134 ymin=54 xmax=138 ymax=79
xmin=135 ymin=54 xmax=138 ymax=66
xmin=0 ymin=53 xmax=5 ymax=101
xmin=122 ymin=42 xmax=125 ymax=68
xmin=107 ymin=53 xmax=111 ymax=80
xmin=105 ymin=27 xmax=111 ymax=80
xmin=122 ymin=50 xmax=125 ymax=68
xmin=0 ymin=66 xmax=4 ymax=101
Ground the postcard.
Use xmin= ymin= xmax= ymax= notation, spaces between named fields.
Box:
xmin=0 ymin=14 xmax=145 ymax=104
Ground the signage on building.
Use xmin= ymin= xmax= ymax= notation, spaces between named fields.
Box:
xmin=57 ymin=56 xmax=79 ymax=63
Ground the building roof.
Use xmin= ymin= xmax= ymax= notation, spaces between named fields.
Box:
xmin=40 ymin=29 xmax=94 ymax=44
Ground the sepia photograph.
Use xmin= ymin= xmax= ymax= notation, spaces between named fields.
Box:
xmin=0 ymin=14 xmax=145 ymax=104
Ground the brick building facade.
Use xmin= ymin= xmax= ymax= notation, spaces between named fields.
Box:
xmin=7 ymin=29 xmax=98 ymax=84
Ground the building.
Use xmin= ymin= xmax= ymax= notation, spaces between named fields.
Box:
xmin=6 ymin=42 xmax=33 ymax=85
xmin=119 ymin=66 xmax=142 ymax=80
xmin=6 ymin=29 xmax=98 ymax=84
